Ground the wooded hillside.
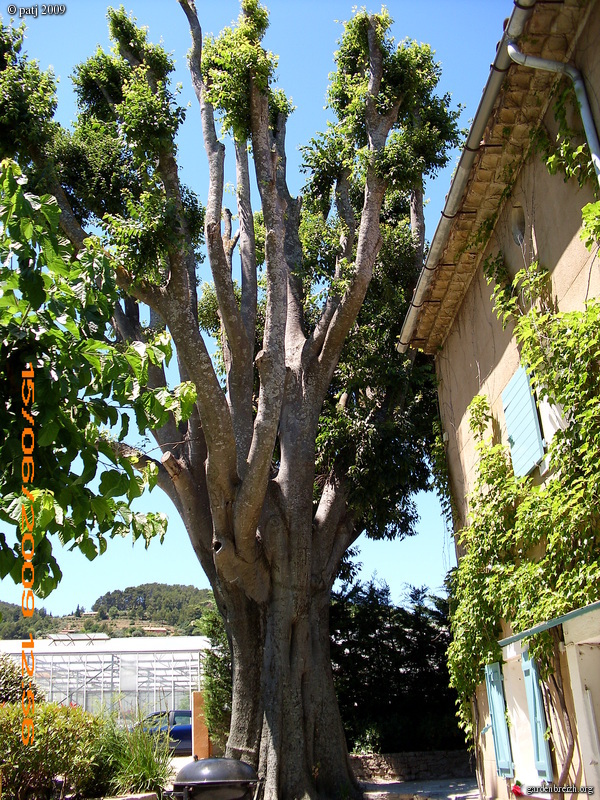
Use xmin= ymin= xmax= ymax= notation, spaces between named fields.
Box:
xmin=0 ymin=583 xmax=214 ymax=639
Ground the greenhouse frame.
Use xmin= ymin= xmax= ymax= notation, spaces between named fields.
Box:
xmin=1 ymin=633 xmax=210 ymax=720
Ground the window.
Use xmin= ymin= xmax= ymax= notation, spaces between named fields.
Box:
xmin=485 ymin=662 xmax=514 ymax=778
xmin=502 ymin=366 xmax=545 ymax=477
xmin=522 ymin=651 xmax=553 ymax=781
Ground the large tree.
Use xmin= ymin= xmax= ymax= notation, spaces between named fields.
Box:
xmin=0 ymin=3 xmax=458 ymax=798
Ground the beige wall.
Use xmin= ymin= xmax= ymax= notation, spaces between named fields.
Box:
xmin=436 ymin=116 xmax=600 ymax=530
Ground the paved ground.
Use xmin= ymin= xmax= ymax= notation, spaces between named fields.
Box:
xmin=169 ymin=756 xmax=479 ymax=800
xmin=362 ymin=777 xmax=479 ymax=800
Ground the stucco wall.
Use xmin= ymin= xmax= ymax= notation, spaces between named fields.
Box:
xmin=436 ymin=107 xmax=600 ymax=530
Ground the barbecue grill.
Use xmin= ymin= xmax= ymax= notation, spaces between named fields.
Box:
xmin=166 ymin=757 xmax=261 ymax=800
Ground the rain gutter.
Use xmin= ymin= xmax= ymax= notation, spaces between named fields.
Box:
xmin=397 ymin=0 xmax=538 ymax=354
xmin=498 ymin=599 xmax=600 ymax=648
xmin=506 ymin=41 xmax=600 ymax=188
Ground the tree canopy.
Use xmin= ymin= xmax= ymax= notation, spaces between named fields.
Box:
xmin=0 ymin=3 xmax=459 ymax=797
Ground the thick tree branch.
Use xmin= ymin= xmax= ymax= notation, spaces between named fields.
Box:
xmin=108 ymin=440 xmax=182 ymax=514
xmin=235 ymin=139 xmax=258 ymax=349
xmin=273 ymin=113 xmax=306 ymax=351
xmin=163 ymin=299 xmax=239 ymax=514
xmin=232 ymin=73 xmax=287 ymax=563
xmin=312 ymin=170 xmax=386 ymax=398
xmin=312 ymin=465 xmax=358 ymax=589
xmin=180 ymin=0 xmax=256 ymax=473
xmin=309 ymin=22 xmax=405 ymax=400
xmin=111 ymin=440 xmax=217 ymax=586
xmin=180 ymin=0 xmax=248 ymax=366
xmin=305 ymin=167 xmax=356 ymax=361
xmin=410 ymin=183 xmax=426 ymax=272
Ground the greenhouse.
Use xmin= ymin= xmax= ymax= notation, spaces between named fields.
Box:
xmin=0 ymin=633 xmax=210 ymax=719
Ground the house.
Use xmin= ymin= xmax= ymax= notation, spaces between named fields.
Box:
xmin=398 ymin=1 xmax=600 ymax=798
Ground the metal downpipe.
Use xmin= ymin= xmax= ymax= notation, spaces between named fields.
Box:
xmin=507 ymin=40 xmax=600 ymax=188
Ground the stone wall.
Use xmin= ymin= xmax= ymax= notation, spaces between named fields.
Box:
xmin=350 ymin=751 xmax=475 ymax=782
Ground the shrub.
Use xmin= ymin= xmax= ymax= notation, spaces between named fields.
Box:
xmin=107 ymin=717 xmax=172 ymax=797
xmin=0 ymin=702 xmax=101 ymax=799
xmin=0 ymin=652 xmax=45 ymax=705
xmin=0 ymin=702 xmax=171 ymax=799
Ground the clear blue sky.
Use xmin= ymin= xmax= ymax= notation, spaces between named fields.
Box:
xmin=1 ymin=1 xmax=509 ymax=616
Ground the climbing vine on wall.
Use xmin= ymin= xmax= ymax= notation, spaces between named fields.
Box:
xmin=447 ymin=257 xmax=600 ymax=737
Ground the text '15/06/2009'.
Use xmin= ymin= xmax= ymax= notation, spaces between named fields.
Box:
xmin=21 ymin=363 xmax=35 ymax=745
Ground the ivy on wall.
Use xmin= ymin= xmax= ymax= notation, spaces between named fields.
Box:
xmin=447 ymin=252 xmax=600 ymax=736
xmin=446 ymin=76 xmax=600 ymax=740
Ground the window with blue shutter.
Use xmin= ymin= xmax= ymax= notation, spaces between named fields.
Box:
xmin=484 ymin=662 xmax=514 ymax=778
xmin=502 ymin=366 xmax=545 ymax=477
xmin=522 ymin=651 xmax=553 ymax=781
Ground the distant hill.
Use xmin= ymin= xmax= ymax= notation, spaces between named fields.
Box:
xmin=93 ymin=583 xmax=214 ymax=627
xmin=0 ymin=583 xmax=214 ymax=640
xmin=0 ymin=600 xmax=62 ymax=640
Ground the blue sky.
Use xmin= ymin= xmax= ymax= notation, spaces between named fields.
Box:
xmin=1 ymin=1 xmax=509 ymax=616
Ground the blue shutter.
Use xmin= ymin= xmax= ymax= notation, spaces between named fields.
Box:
xmin=485 ymin=662 xmax=514 ymax=778
xmin=502 ymin=366 xmax=545 ymax=477
xmin=522 ymin=652 xmax=553 ymax=781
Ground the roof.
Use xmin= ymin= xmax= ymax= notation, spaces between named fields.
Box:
xmin=0 ymin=634 xmax=211 ymax=656
xmin=399 ymin=0 xmax=594 ymax=355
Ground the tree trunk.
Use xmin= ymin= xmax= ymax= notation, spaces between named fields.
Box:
xmin=204 ymin=439 xmax=360 ymax=800
xmin=219 ymin=568 xmax=359 ymax=800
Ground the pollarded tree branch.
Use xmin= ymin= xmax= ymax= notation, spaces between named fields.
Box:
xmin=335 ymin=167 xmax=356 ymax=257
xmin=310 ymin=24 xmax=406 ymax=400
xmin=179 ymin=0 xmax=256 ymax=472
xmin=312 ymin=169 xmax=386 ymax=399
xmin=111 ymin=439 xmax=217 ymax=586
xmin=235 ymin=139 xmax=258 ymax=350
xmin=304 ymin=167 xmax=356 ymax=360
xmin=108 ymin=440 xmax=182 ymax=514
xmin=273 ymin=113 xmax=306 ymax=351
xmin=180 ymin=0 xmax=249 ymax=368
xmin=160 ymin=297 xmax=239 ymax=518
xmin=156 ymin=148 xmax=200 ymax=314
xmin=232 ymin=72 xmax=288 ymax=563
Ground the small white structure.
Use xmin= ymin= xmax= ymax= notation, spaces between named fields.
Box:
xmin=1 ymin=634 xmax=210 ymax=720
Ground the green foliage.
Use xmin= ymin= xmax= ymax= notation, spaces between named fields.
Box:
xmin=0 ymin=702 xmax=105 ymax=799
xmin=0 ymin=601 xmax=61 ymax=640
xmin=0 ymin=23 xmax=57 ymax=162
xmin=0 ymin=652 xmax=45 ymax=705
xmin=581 ymin=200 xmax=600 ymax=251
xmin=301 ymin=10 xmax=460 ymax=217
xmin=103 ymin=711 xmax=172 ymax=797
xmin=202 ymin=0 xmax=293 ymax=141
xmin=331 ymin=580 xmax=461 ymax=753
xmin=431 ymin=419 xmax=454 ymax=528
xmin=92 ymin=582 xmax=215 ymax=628
xmin=448 ymin=260 xmax=600 ymax=737
xmin=0 ymin=161 xmax=207 ymax=595
xmin=196 ymin=607 xmax=233 ymax=752
xmin=325 ymin=9 xmax=460 ymax=171
xmin=0 ymin=10 xmax=204 ymax=279
xmin=314 ymin=219 xmax=439 ymax=539
xmin=0 ymin=702 xmax=171 ymax=799
xmin=531 ymin=83 xmax=597 ymax=191
xmin=0 ymin=583 xmax=215 ymax=638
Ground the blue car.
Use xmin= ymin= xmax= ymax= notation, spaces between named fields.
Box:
xmin=143 ymin=709 xmax=192 ymax=755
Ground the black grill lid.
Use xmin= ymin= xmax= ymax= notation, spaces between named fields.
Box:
xmin=175 ymin=758 xmax=258 ymax=786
